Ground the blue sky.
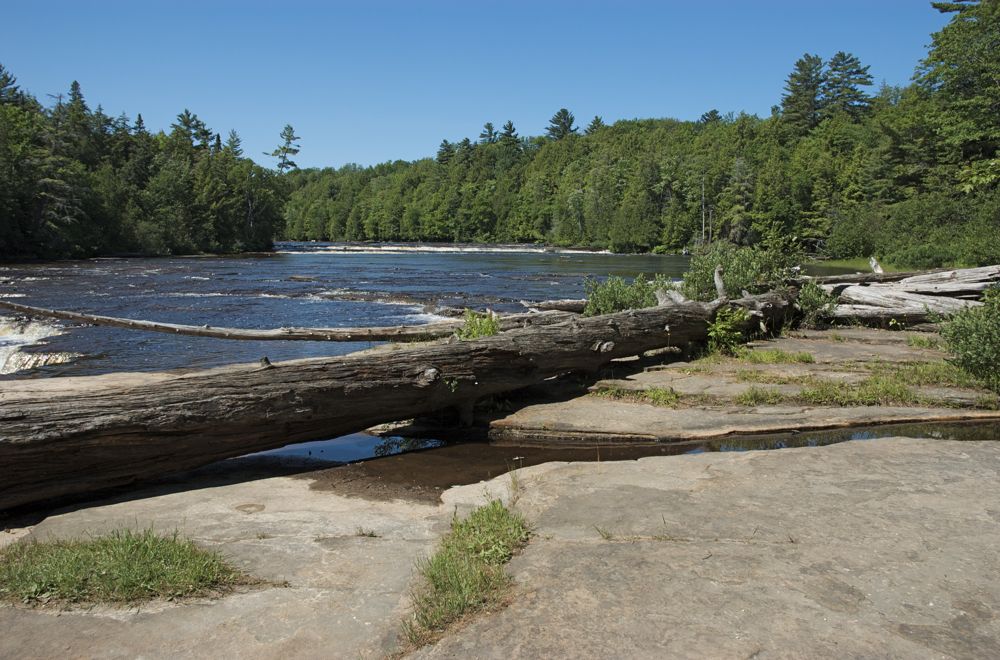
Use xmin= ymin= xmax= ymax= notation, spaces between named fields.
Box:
xmin=4 ymin=1 xmax=949 ymax=169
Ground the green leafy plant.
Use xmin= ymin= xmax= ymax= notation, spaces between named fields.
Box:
xmin=796 ymin=281 xmax=838 ymax=328
xmin=457 ymin=309 xmax=500 ymax=339
xmin=941 ymin=288 xmax=1000 ymax=392
xmin=707 ymin=306 xmax=750 ymax=356
xmin=681 ymin=239 xmax=803 ymax=302
xmin=583 ymin=274 xmax=674 ymax=316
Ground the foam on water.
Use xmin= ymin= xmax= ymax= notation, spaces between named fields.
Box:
xmin=0 ymin=316 xmax=79 ymax=375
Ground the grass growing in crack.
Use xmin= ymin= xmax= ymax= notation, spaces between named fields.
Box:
xmin=593 ymin=525 xmax=615 ymax=540
xmin=592 ymin=386 xmax=680 ymax=407
xmin=740 ymin=349 xmax=815 ymax=364
xmin=403 ymin=500 xmax=529 ymax=647
xmin=735 ymin=386 xmax=786 ymax=406
xmin=734 ymin=370 xmax=795 ymax=385
xmin=868 ymin=361 xmax=983 ymax=388
xmin=906 ymin=334 xmax=942 ymax=350
xmin=798 ymin=375 xmax=919 ymax=406
xmin=356 ymin=527 xmax=379 ymax=538
xmin=0 ymin=528 xmax=250 ymax=607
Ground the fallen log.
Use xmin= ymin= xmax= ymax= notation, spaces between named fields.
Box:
xmin=0 ymin=300 xmax=575 ymax=343
xmin=809 ymin=265 xmax=999 ymax=325
xmin=0 ymin=292 xmax=794 ymax=510
xmin=520 ymin=298 xmax=587 ymax=313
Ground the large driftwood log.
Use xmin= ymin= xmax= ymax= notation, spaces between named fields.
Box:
xmin=0 ymin=300 xmax=575 ymax=343
xmin=0 ymin=293 xmax=793 ymax=511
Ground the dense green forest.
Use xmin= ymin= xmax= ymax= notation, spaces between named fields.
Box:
xmin=1 ymin=1 xmax=997 ymax=266
xmin=283 ymin=0 xmax=999 ymax=267
xmin=0 ymin=71 xmax=289 ymax=259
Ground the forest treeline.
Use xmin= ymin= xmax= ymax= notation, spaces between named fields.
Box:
xmin=283 ymin=1 xmax=999 ymax=267
xmin=0 ymin=72 xmax=291 ymax=259
xmin=1 ymin=1 xmax=997 ymax=266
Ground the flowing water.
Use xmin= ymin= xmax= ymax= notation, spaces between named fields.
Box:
xmin=0 ymin=243 xmax=688 ymax=378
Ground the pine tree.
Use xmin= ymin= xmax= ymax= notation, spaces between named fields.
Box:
xmin=133 ymin=113 xmax=147 ymax=134
xmin=479 ymin=122 xmax=498 ymax=144
xmin=546 ymin=108 xmax=577 ymax=139
xmin=699 ymin=109 xmax=722 ymax=124
xmin=780 ymin=54 xmax=824 ymax=137
xmin=585 ymin=115 xmax=606 ymax=134
xmin=820 ymin=51 xmax=873 ymax=121
xmin=499 ymin=120 xmax=518 ymax=144
xmin=0 ymin=63 xmax=22 ymax=105
xmin=269 ymin=124 xmax=301 ymax=172
xmin=224 ymin=130 xmax=243 ymax=157
xmin=436 ymin=139 xmax=454 ymax=164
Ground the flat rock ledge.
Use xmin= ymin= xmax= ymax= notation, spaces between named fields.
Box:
xmin=3 ymin=437 xmax=1000 ymax=659
xmin=424 ymin=437 xmax=1000 ymax=659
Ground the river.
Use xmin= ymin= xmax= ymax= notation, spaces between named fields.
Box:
xmin=0 ymin=243 xmax=688 ymax=378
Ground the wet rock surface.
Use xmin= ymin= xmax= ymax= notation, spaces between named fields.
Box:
xmin=418 ymin=438 xmax=1000 ymax=659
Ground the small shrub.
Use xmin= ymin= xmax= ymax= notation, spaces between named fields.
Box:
xmin=681 ymin=238 xmax=803 ymax=302
xmin=708 ymin=306 xmax=750 ymax=356
xmin=457 ymin=309 xmax=500 ymax=339
xmin=796 ymin=281 xmax=837 ymax=328
xmin=941 ymin=288 xmax=1000 ymax=392
xmin=0 ymin=528 xmax=248 ymax=606
xmin=583 ymin=274 xmax=674 ymax=316
xmin=404 ymin=501 xmax=528 ymax=646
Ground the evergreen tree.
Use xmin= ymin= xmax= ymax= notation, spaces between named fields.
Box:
xmin=133 ymin=113 xmax=147 ymax=134
xmin=781 ymin=54 xmax=825 ymax=136
xmin=500 ymin=120 xmax=518 ymax=140
xmin=269 ymin=124 xmax=301 ymax=172
xmin=546 ymin=108 xmax=577 ymax=140
xmin=224 ymin=129 xmax=243 ymax=156
xmin=585 ymin=115 xmax=606 ymax=134
xmin=0 ymin=63 xmax=22 ymax=105
xmin=699 ymin=109 xmax=722 ymax=124
xmin=436 ymin=139 xmax=454 ymax=164
xmin=478 ymin=122 xmax=498 ymax=144
xmin=918 ymin=0 xmax=1000 ymax=188
xmin=820 ymin=51 xmax=873 ymax=120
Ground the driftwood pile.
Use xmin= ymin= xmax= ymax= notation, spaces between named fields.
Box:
xmin=813 ymin=265 xmax=1000 ymax=324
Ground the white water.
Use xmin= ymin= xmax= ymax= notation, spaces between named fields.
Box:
xmin=0 ymin=316 xmax=80 ymax=375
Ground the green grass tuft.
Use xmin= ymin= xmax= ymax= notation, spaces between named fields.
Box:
xmin=734 ymin=370 xmax=793 ymax=384
xmin=740 ymin=348 xmax=815 ymax=364
xmin=906 ymin=334 xmax=942 ymax=350
xmin=404 ymin=500 xmax=529 ymax=646
xmin=592 ymin=386 xmax=680 ymax=407
xmin=735 ymin=386 xmax=786 ymax=406
xmin=799 ymin=375 xmax=919 ymax=406
xmin=0 ymin=528 xmax=250 ymax=607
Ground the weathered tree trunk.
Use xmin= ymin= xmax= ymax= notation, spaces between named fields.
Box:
xmin=0 ymin=300 xmax=575 ymax=342
xmin=0 ymin=294 xmax=793 ymax=510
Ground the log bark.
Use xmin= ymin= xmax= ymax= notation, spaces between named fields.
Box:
xmin=0 ymin=300 xmax=575 ymax=343
xmin=0 ymin=293 xmax=793 ymax=510
xmin=520 ymin=298 xmax=587 ymax=313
